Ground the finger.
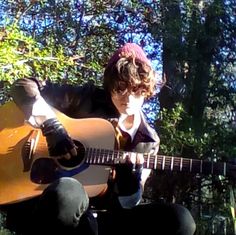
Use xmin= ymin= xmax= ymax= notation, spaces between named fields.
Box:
xmin=150 ymin=146 xmax=159 ymax=156
xmin=56 ymin=153 xmax=71 ymax=160
xmin=64 ymin=153 xmax=72 ymax=160
xmin=119 ymin=157 xmax=126 ymax=164
xmin=130 ymin=153 xmax=136 ymax=164
xmin=136 ymin=153 xmax=144 ymax=164
xmin=118 ymin=154 xmax=130 ymax=164
xmin=69 ymin=147 xmax=77 ymax=157
xmin=128 ymin=153 xmax=144 ymax=164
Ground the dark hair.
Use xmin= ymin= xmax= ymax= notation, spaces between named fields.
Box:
xmin=103 ymin=54 xmax=158 ymax=98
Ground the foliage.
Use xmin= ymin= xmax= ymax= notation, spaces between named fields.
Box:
xmin=158 ymin=103 xmax=209 ymax=157
xmin=157 ymin=101 xmax=236 ymax=234
xmin=0 ymin=24 xmax=83 ymax=84
xmin=158 ymin=102 xmax=236 ymax=160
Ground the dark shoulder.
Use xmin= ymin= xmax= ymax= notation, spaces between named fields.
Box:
xmin=42 ymin=81 xmax=118 ymax=119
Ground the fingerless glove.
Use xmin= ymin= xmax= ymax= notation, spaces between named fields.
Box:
xmin=115 ymin=162 xmax=143 ymax=196
xmin=41 ymin=118 xmax=75 ymax=157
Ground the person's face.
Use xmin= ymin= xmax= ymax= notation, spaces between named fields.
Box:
xmin=111 ymin=89 xmax=145 ymax=115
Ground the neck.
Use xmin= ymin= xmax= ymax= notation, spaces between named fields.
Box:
xmin=120 ymin=114 xmax=134 ymax=130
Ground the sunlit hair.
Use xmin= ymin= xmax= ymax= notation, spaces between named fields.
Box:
xmin=104 ymin=53 xmax=161 ymax=98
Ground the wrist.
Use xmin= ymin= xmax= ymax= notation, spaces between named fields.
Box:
xmin=118 ymin=188 xmax=142 ymax=209
xmin=41 ymin=118 xmax=64 ymax=136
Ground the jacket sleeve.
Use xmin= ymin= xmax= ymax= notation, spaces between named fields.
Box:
xmin=10 ymin=77 xmax=95 ymax=126
xmin=11 ymin=77 xmax=103 ymax=124
xmin=10 ymin=78 xmax=46 ymax=121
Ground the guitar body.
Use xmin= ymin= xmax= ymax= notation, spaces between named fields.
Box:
xmin=0 ymin=102 xmax=115 ymax=205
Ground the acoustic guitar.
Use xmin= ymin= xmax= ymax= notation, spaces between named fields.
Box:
xmin=0 ymin=101 xmax=235 ymax=205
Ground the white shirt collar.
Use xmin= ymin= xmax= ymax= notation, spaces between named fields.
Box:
xmin=118 ymin=112 xmax=141 ymax=140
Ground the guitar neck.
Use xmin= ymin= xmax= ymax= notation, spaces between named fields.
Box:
xmin=85 ymin=148 xmax=229 ymax=177
xmin=143 ymin=154 xmax=228 ymax=176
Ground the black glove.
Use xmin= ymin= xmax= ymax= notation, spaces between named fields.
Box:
xmin=41 ymin=118 xmax=76 ymax=158
xmin=115 ymin=161 xmax=143 ymax=196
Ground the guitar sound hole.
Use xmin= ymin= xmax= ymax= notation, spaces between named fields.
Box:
xmin=57 ymin=140 xmax=85 ymax=168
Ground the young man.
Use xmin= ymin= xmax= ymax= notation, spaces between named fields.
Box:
xmin=3 ymin=43 xmax=196 ymax=234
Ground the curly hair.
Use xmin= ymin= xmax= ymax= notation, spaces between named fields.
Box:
xmin=103 ymin=53 xmax=159 ymax=98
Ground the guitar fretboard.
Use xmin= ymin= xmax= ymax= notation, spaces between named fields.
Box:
xmin=85 ymin=148 xmax=228 ymax=176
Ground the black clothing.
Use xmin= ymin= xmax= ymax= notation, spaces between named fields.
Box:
xmin=97 ymin=202 xmax=196 ymax=235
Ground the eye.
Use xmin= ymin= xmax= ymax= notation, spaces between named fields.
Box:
xmin=117 ymin=81 xmax=127 ymax=91
xmin=113 ymin=88 xmax=127 ymax=97
xmin=117 ymin=89 xmax=127 ymax=95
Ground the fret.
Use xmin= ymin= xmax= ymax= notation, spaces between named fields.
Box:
xmin=156 ymin=155 xmax=162 ymax=170
xmin=154 ymin=155 xmax=157 ymax=169
xmin=147 ymin=154 xmax=154 ymax=169
xmin=97 ymin=149 xmax=101 ymax=164
xmin=111 ymin=150 xmax=115 ymax=162
xmin=96 ymin=148 xmax=100 ymax=164
xmin=101 ymin=149 xmax=105 ymax=163
xmin=84 ymin=147 xmax=230 ymax=178
xmin=190 ymin=159 xmax=192 ymax=173
xmin=87 ymin=148 xmax=93 ymax=164
xmin=106 ymin=150 xmax=110 ymax=163
xmin=163 ymin=156 xmax=172 ymax=171
xmin=92 ymin=148 xmax=96 ymax=163
xmin=99 ymin=150 xmax=103 ymax=163
xmin=146 ymin=153 xmax=150 ymax=168
xmin=91 ymin=149 xmax=98 ymax=164
xmin=180 ymin=158 xmax=183 ymax=171
xmin=94 ymin=149 xmax=98 ymax=164
xmin=105 ymin=150 xmax=110 ymax=164
xmin=171 ymin=157 xmax=174 ymax=171
xmin=162 ymin=156 xmax=165 ymax=170
xmin=175 ymin=157 xmax=183 ymax=171
xmin=89 ymin=148 xmax=94 ymax=164
xmin=174 ymin=158 xmax=179 ymax=171
xmin=102 ymin=149 xmax=107 ymax=164
xmin=85 ymin=148 xmax=90 ymax=163
xmin=111 ymin=150 xmax=115 ymax=163
xmin=93 ymin=149 xmax=97 ymax=164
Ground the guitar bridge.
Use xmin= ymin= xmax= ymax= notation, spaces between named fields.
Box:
xmin=22 ymin=129 xmax=40 ymax=172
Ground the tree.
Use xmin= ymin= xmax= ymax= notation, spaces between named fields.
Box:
xmin=146 ymin=0 xmax=236 ymax=233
